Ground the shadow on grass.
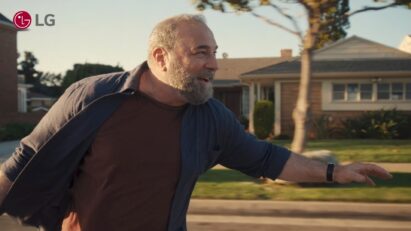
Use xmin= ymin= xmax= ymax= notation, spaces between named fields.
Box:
xmin=343 ymin=172 xmax=411 ymax=188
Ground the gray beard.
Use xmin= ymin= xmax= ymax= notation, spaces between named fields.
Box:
xmin=167 ymin=61 xmax=214 ymax=105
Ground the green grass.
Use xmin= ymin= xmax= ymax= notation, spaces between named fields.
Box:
xmin=192 ymin=169 xmax=411 ymax=203
xmin=272 ymin=139 xmax=411 ymax=163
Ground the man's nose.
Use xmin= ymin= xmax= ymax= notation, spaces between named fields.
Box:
xmin=205 ymin=55 xmax=218 ymax=71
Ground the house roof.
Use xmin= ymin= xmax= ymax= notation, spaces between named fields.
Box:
xmin=313 ymin=36 xmax=411 ymax=60
xmin=243 ymin=59 xmax=411 ymax=76
xmin=0 ymin=13 xmax=13 ymax=24
xmin=215 ymin=57 xmax=290 ymax=81
xmin=0 ymin=13 xmax=15 ymax=29
xmin=399 ymin=35 xmax=411 ymax=54
xmin=242 ymin=36 xmax=411 ymax=78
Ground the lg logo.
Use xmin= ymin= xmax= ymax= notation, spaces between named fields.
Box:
xmin=13 ymin=11 xmax=55 ymax=29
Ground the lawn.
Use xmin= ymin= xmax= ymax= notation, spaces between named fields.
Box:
xmin=192 ymin=169 xmax=411 ymax=203
xmin=272 ymin=139 xmax=411 ymax=163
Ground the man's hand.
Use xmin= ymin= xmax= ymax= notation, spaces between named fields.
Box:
xmin=334 ymin=163 xmax=393 ymax=186
xmin=279 ymin=153 xmax=392 ymax=185
xmin=0 ymin=170 xmax=12 ymax=206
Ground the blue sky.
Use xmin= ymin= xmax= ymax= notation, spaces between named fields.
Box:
xmin=1 ymin=0 xmax=410 ymax=75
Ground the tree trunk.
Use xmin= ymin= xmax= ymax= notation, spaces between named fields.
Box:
xmin=290 ymin=47 xmax=312 ymax=154
xmin=290 ymin=1 xmax=321 ymax=153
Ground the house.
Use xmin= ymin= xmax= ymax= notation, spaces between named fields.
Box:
xmin=0 ymin=13 xmax=44 ymax=126
xmin=213 ymin=50 xmax=293 ymax=118
xmin=399 ymin=35 xmax=411 ymax=54
xmin=241 ymin=36 xmax=411 ymax=137
xmin=0 ymin=13 xmax=18 ymax=117
xmin=26 ymin=91 xmax=56 ymax=112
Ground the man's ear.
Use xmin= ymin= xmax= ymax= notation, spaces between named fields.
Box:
xmin=152 ymin=47 xmax=168 ymax=72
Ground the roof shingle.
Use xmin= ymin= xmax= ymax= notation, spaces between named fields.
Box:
xmin=243 ymin=59 xmax=411 ymax=76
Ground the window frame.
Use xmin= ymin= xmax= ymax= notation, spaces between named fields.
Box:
xmin=332 ymin=81 xmax=411 ymax=102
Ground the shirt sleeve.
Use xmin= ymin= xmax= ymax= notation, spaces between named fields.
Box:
xmin=0 ymin=82 xmax=84 ymax=182
xmin=216 ymin=107 xmax=291 ymax=180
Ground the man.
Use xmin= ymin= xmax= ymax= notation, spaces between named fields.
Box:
xmin=0 ymin=14 xmax=391 ymax=231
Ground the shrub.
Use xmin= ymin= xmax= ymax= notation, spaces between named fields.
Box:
xmin=0 ymin=123 xmax=35 ymax=141
xmin=274 ymin=134 xmax=291 ymax=140
xmin=253 ymin=100 xmax=274 ymax=139
xmin=341 ymin=109 xmax=411 ymax=139
xmin=312 ymin=114 xmax=339 ymax=139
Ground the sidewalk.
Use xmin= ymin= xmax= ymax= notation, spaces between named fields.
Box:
xmin=187 ymin=199 xmax=411 ymax=231
xmin=188 ymin=199 xmax=411 ymax=221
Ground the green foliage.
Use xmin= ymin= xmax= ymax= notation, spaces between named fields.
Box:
xmin=193 ymin=169 xmax=411 ymax=202
xmin=312 ymin=114 xmax=339 ymax=139
xmin=61 ymin=63 xmax=124 ymax=91
xmin=18 ymin=51 xmax=40 ymax=85
xmin=253 ymin=100 xmax=274 ymax=139
xmin=194 ymin=0 xmax=350 ymax=49
xmin=0 ymin=123 xmax=35 ymax=141
xmin=18 ymin=51 xmax=63 ymax=97
xmin=273 ymin=139 xmax=411 ymax=163
xmin=315 ymin=0 xmax=350 ymax=49
xmin=341 ymin=109 xmax=411 ymax=139
xmin=274 ymin=134 xmax=291 ymax=140
xmin=194 ymin=1 xmax=410 ymax=50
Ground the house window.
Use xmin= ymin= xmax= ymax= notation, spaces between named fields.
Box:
xmin=347 ymin=84 xmax=359 ymax=101
xmin=333 ymin=82 xmax=411 ymax=102
xmin=261 ymin=86 xmax=274 ymax=102
xmin=391 ymin=83 xmax=404 ymax=100
xmin=360 ymin=84 xmax=372 ymax=100
xmin=377 ymin=83 xmax=410 ymax=101
xmin=333 ymin=83 xmax=372 ymax=101
xmin=377 ymin=83 xmax=390 ymax=100
xmin=332 ymin=84 xmax=345 ymax=101
xmin=406 ymin=83 xmax=411 ymax=100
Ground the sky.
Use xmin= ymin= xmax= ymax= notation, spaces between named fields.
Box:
xmin=1 ymin=0 xmax=410 ymax=75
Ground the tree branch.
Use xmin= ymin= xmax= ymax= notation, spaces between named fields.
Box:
xmin=268 ymin=3 xmax=304 ymax=41
xmin=346 ymin=2 xmax=398 ymax=17
xmin=250 ymin=11 xmax=303 ymax=42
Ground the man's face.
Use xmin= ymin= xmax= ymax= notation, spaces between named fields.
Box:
xmin=165 ymin=22 xmax=218 ymax=105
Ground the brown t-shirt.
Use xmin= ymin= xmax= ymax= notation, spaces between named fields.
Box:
xmin=61 ymin=90 xmax=185 ymax=231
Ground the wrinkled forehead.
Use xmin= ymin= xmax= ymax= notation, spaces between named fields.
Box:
xmin=174 ymin=22 xmax=218 ymax=50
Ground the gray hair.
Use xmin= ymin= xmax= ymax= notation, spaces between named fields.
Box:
xmin=147 ymin=14 xmax=207 ymax=66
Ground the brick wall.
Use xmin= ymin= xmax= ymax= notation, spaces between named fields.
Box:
xmin=280 ymin=81 xmax=411 ymax=138
xmin=281 ymin=82 xmax=322 ymax=136
xmin=0 ymin=25 xmax=18 ymax=114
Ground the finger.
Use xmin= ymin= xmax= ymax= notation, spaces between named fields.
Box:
xmin=364 ymin=164 xmax=393 ymax=179
xmin=364 ymin=175 xmax=376 ymax=186
xmin=352 ymin=172 xmax=368 ymax=184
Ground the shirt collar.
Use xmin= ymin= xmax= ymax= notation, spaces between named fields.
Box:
xmin=120 ymin=61 xmax=149 ymax=93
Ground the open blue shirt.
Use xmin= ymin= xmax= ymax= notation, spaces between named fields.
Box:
xmin=0 ymin=62 xmax=291 ymax=231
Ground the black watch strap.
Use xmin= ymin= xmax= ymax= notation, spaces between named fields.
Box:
xmin=326 ymin=163 xmax=335 ymax=182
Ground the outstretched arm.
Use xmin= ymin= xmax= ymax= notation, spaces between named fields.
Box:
xmin=0 ymin=170 xmax=12 ymax=205
xmin=278 ymin=153 xmax=392 ymax=185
